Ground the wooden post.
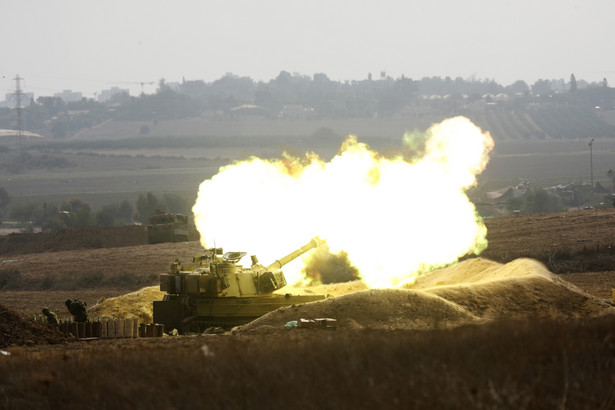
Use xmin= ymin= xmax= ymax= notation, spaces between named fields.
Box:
xmin=69 ymin=322 xmax=79 ymax=338
xmin=92 ymin=321 xmax=102 ymax=337
xmin=124 ymin=319 xmax=132 ymax=338
xmin=108 ymin=320 xmax=116 ymax=339
xmin=101 ymin=319 xmax=108 ymax=338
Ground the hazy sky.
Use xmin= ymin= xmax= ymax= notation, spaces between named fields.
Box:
xmin=1 ymin=0 xmax=614 ymax=98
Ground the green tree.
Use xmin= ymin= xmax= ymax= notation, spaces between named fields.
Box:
xmin=525 ymin=188 xmax=566 ymax=214
xmin=36 ymin=96 xmax=65 ymax=116
xmin=9 ymin=202 xmax=40 ymax=223
xmin=161 ymin=193 xmax=190 ymax=215
xmin=570 ymin=73 xmax=577 ymax=92
xmin=507 ymin=80 xmax=530 ymax=95
xmin=56 ymin=198 xmax=95 ymax=228
xmin=157 ymin=78 xmax=170 ymax=93
xmin=135 ymin=192 xmax=162 ymax=223
xmin=506 ymin=196 xmax=525 ymax=213
xmin=50 ymin=118 xmax=70 ymax=139
xmin=118 ymin=200 xmax=134 ymax=223
xmin=531 ymin=79 xmax=552 ymax=96
xmin=9 ymin=201 xmax=59 ymax=231
xmin=42 ymin=216 xmax=67 ymax=233
xmin=60 ymin=198 xmax=91 ymax=213
xmin=506 ymin=188 xmax=566 ymax=214
xmin=95 ymin=200 xmax=134 ymax=227
xmin=96 ymin=204 xmax=119 ymax=227
xmin=37 ymin=202 xmax=61 ymax=226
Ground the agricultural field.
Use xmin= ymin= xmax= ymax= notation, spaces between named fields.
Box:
xmin=2 ymin=110 xmax=615 ymax=213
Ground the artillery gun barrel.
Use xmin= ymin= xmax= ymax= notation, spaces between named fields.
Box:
xmin=265 ymin=237 xmax=320 ymax=272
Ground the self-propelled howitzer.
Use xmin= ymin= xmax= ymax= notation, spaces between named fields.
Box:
xmin=152 ymin=237 xmax=325 ymax=333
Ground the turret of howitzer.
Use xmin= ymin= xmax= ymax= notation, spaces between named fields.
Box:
xmin=153 ymin=237 xmax=325 ymax=333
xmin=158 ymin=237 xmax=321 ymax=297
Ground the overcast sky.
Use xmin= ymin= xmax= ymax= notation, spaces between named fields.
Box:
xmin=1 ymin=0 xmax=614 ymax=99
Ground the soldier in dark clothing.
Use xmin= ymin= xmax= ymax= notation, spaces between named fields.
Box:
xmin=65 ymin=299 xmax=89 ymax=322
xmin=42 ymin=307 xmax=59 ymax=325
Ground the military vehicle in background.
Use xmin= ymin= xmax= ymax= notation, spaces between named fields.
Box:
xmin=147 ymin=210 xmax=189 ymax=244
xmin=153 ymin=237 xmax=325 ymax=333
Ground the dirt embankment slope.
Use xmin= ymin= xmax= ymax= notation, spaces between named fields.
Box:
xmin=236 ymin=257 xmax=613 ymax=334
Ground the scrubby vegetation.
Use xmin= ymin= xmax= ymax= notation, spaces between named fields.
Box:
xmin=1 ymin=317 xmax=614 ymax=409
xmin=5 ymin=191 xmax=191 ymax=232
xmin=506 ymin=187 xmax=567 ymax=214
xmin=0 ymin=268 xmax=157 ymax=291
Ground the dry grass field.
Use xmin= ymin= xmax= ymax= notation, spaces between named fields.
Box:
xmin=1 ymin=209 xmax=615 ymax=408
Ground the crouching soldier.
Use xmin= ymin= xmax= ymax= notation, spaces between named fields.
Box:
xmin=65 ymin=299 xmax=89 ymax=323
xmin=42 ymin=307 xmax=59 ymax=325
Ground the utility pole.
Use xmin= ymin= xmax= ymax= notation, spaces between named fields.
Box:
xmin=13 ymin=75 xmax=24 ymax=155
xmin=589 ymin=138 xmax=595 ymax=192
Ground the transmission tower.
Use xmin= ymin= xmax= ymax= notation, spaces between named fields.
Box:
xmin=13 ymin=75 xmax=24 ymax=154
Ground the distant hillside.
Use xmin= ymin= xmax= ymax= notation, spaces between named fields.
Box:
xmin=67 ymin=106 xmax=615 ymax=143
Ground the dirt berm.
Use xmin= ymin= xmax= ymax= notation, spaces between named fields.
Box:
xmin=88 ymin=257 xmax=615 ymax=333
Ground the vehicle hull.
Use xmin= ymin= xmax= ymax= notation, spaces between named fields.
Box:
xmin=153 ymin=293 xmax=325 ymax=333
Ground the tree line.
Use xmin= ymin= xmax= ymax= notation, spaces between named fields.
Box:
xmin=0 ymin=72 xmax=612 ymax=139
xmin=0 ymin=191 xmax=192 ymax=233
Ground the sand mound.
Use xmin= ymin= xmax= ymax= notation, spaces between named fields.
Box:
xmin=239 ymin=288 xmax=479 ymax=333
xmin=88 ymin=287 xmax=165 ymax=323
xmin=410 ymin=258 xmax=552 ymax=289
xmin=427 ymin=276 xmax=611 ymax=320
xmin=284 ymin=280 xmax=369 ymax=297
xmin=0 ymin=304 xmax=73 ymax=348
xmin=236 ymin=258 xmax=615 ymax=334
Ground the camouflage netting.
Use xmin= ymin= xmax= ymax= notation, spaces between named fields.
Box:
xmin=0 ymin=304 xmax=74 ymax=348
